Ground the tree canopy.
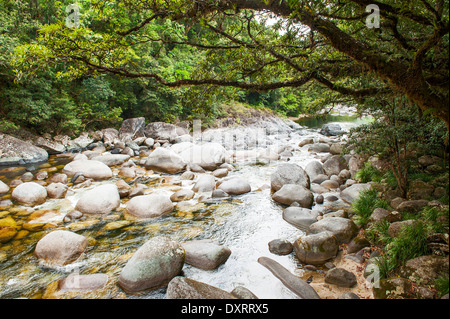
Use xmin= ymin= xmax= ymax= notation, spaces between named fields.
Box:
xmin=3 ymin=0 xmax=449 ymax=138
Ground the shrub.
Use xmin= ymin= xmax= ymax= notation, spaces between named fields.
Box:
xmin=385 ymin=221 xmax=429 ymax=268
xmin=355 ymin=163 xmax=382 ymax=183
xmin=352 ymin=189 xmax=389 ymax=226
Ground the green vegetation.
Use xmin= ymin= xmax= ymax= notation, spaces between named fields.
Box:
xmin=364 ymin=204 xmax=449 ymax=279
xmin=355 ymin=163 xmax=382 ymax=184
xmin=1 ymin=0 xmax=448 ymax=138
xmin=352 ymin=188 xmax=389 ymax=226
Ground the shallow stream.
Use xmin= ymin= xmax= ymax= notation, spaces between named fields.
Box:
xmin=0 ymin=115 xmax=368 ymax=299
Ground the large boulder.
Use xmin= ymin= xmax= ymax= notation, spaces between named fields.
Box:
xmin=62 ymin=160 xmax=113 ymax=180
xmin=322 ymin=155 xmax=348 ymax=176
xmin=272 ymin=184 xmax=314 ymax=208
xmin=34 ymin=137 xmax=66 ymax=154
xmin=34 ymin=230 xmax=88 ymax=266
xmin=11 ymin=182 xmax=47 ymax=206
xmin=0 ymin=133 xmax=48 ymax=165
xmin=271 ymin=163 xmax=310 ymax=192
xmin=308 ymin=217 xmax=358 ymax=244
xmin=75 ymin=184 xmax=120 ymax=215
xmin=144 ymin=148 xmax=186 ymax=174
xmin=340 ymin=183 xmax=372 ymax=204
xmin=400 ymin=255 xmax=449 ymax=286
xmin=118 ymin=236 xmax=185 ymax=293
xmin=144 ymin=122 xmax=178 ymax=142
xmin=167 ymin=277 xmax=236 ymax=299
xmin=119 ymin=117 xmax=146 ymax=141
xmin=182 ymin=239 xmax=231 ymax=270
xmin=293 ymin=231 xmax=339 ymax=265
xmin=126 ymin=194 xmax=174 ymax=219
xmin=304 ymin=161 xmax=325 ymax=182
xmin=179 ymin=143 xmax=230 ymax=171
xmin=282 ymin=207 xmax=319 ymax=232
xmin=217 ymin=177 xmax=251 ymax=195
xmin=320 ymin=123 xmax=342 ymax=136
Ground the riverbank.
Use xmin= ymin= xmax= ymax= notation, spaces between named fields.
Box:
xmin=0 ymin=110 xmax=448 ymax=299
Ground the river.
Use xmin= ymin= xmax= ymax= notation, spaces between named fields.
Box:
xmin=0 ymin=114 xmax=368 ymax=299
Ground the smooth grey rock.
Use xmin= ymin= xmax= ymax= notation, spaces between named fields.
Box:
xmin=271 ymin=163 xmax=310 ymax=192
xmin=323 ymin=155 xmax=348 ymax=176
xmin=62 ymin=160 xmax=113 ymax=180
xmin=118 ymin=236 xmax=185 ymax=293
xmin=258 ymin=257 xmax=320 ymax=299
xmin=282 ymin=207 xmax=319 ymax=231
xmin=193 ymin=174 xmax=216 ymax=192
xmin=325 ymin=267 xmax=357 ymax=287
xmin=34 ymin=230 xmax=88 ymax=266
xmin=293 ymin=231 xmax=339 ymax=265
xmin=217 ymin=177 xmax=251 ymax=195
xmin=308 ymin=217 xmax=358 ymax=244
xmin=126 ymin=194 xmax=174 ymax=219
xmin=166 ymin=276 xmax=236 ymax=299
xmin=11 ymin=182 xmax=47 ymax=206
xmin=182 ymin=239 xmax=231 ymax=270
xmin=144 ymin=147 xmax=186 ymax=174
xmin=75 ymin=184 xmax=120 ymax=215
xmin=0 ymin=133 xmax=48 ymax=165
xmin=268 ymin=239 xmax=293 ymax=255
xmin=272 ymin=184 xmax=314 ymax=208
xmin=91 ymin=154 xmax=130 ymax=167
xmin=304 ymin=161 xmax=325 ymax=182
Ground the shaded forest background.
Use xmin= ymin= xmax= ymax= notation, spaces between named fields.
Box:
xmin=0 ymin=0 xmax=323 ymax=136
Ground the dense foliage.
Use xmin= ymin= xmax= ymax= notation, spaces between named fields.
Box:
xmin=0 ymin=0 xmax=317 ymax=135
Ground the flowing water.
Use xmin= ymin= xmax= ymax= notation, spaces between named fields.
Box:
xmin=0 ymin=115 xmax=368 ymax=299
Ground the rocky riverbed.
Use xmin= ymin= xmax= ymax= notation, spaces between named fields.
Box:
xmin=0 ymin=113 xmax=392 ymax=299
